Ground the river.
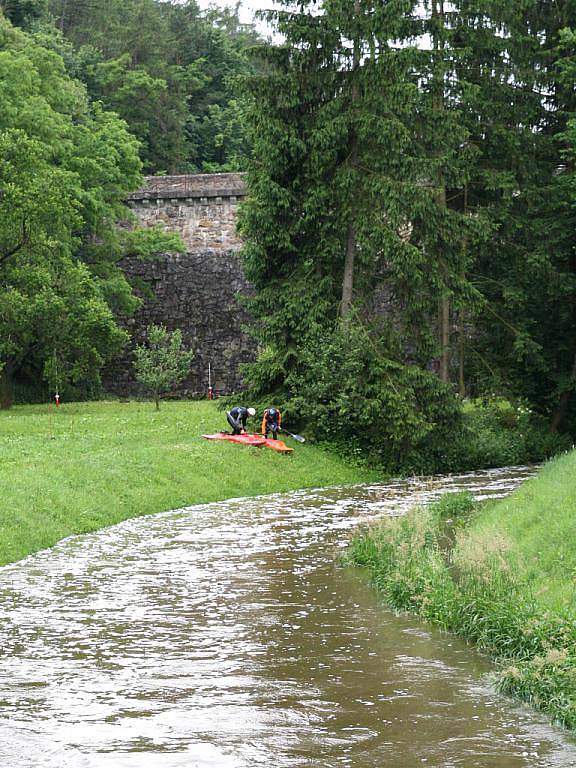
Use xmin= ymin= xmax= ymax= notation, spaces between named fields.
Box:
xmin=1 ymin=465 xmax=575 ymax=767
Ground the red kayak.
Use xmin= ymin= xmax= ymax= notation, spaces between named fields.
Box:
xmin=202 ymin=432 xmax=266 ymax=446
xmin=202 ymin=433 xmax=294 ymax=453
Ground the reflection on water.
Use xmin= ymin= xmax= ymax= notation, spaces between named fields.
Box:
xmin=1 ymin=465 xmax=576 ymax=767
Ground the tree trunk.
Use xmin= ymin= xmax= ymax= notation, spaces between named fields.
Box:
xmin=458 ymin=309 xmax=466 ymax=397
xmin=549 ymin=352 xmax=576 ymax=433
xmin=431 ymin=0 xmax=450 ymax=384
xmin=550 ymin=212 xmax=576 ymax=432
xmin=58 ymin=0 xmax=68 ymax=31
xmin=1 ymin=360 xmax=14 ymax=410
xmin=458 ymin=189 xmax=468 ymax=397
xmin=340 ymin=0 xmax=361 ymax=323
xmin=341 ymin=221 xmax=357 ymax=321
xmin=440 ymin=295 xmax=450 ymax=384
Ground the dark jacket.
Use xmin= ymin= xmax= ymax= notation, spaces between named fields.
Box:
xmin=227 ymin=406 xmax=250 ymax=434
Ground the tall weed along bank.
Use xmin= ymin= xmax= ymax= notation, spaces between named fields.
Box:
xmin=348 ymin=454 xmax=576 ymax=730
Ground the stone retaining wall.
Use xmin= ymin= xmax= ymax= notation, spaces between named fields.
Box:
xmin=104 ymin=173 xmax=257 ymax=398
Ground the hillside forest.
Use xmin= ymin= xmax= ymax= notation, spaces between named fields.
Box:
xmin=1 ymin=0 xmax=576 ymax=472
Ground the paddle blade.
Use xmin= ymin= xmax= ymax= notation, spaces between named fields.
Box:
xmin=285 ymin=430 xmax=305 ymax=443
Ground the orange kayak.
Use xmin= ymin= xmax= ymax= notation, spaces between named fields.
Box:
xmin=260 ymin=437 xmax=294 ymax=453
xmin=202 ymin=433 xmax=294 ymax=453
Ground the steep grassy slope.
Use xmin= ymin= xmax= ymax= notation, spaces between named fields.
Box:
xmin=463 ymin=451 xmax=576 ymax=614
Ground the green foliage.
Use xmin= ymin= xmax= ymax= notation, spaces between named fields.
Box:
xmin=243 ymin=330 xmax=572 ymax=474
xmin=121 ymin=225 xmax=186 ymax=261
xmin=282 ymin=321 xmax=461 ymax=473
xmin=193 ymin=99 xmax=251 ymax=172
xmin=434 ymin=491 xmax=475 ymax=520
xmin=0 ymin=0 xmax=47 ymax=29
xmin=0 ymin=254 xmax=128 ymax=397
xmin=47 ymin=0 xmax=261 ymax=173
xmin=0 ymin=15 xmax=186 ymax=407
xmin=499 ymin=652 xmax=576 ymax=730
xmin=240 ymin=0 xmax=475 ymax=364
xmin=349 ymin=503 xmax=460 ymax=627
xmin=0 ymin=16 xmax=146 ymax=406
xmin=239 ymin=0 xmax=576 ymax=448
xmin=134 ymin=324 xmax=194 ymax=410
xmin=457 ymin=2 xmax=576 ymax=429
xmin=439 ymin=399 xmax=573 ymax=471
xmin=237 ymin=0 xmax=497 ymax=456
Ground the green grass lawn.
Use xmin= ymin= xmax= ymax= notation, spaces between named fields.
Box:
xmin=463 ymin=450 xmax=576 ymax=615
xmin=0 ymin=400 xmax=380 ymax=567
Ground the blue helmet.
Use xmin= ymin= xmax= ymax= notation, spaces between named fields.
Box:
xmin=268 ymin=408 xmax=278 ymax=418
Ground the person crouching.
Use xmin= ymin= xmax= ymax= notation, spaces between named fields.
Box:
xmin=226 ymin=406 xmax=256 ymax=435
xmin=261 ymin=407 xmax=281 ymax=440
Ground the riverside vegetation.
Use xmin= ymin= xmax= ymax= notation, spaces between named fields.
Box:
xmin=0 ymin=400 xmax=378 ymax=568
xmin=349 ymin=450 xmax=576 ymax=730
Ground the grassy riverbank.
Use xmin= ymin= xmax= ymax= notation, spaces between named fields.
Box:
xmin=0 ymin=400 xmax=379 ymax=567
xmin=349 ymin=450 xmax=576 ymax=729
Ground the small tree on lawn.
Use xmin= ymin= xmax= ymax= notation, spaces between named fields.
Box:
xmin=134 ymin=324 xmax=194 ymax=410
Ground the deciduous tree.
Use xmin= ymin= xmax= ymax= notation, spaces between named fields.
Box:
xmin=134 ymin=324 xmax=194 ymax=410
xmin=0 ymin=16 xmax=180 ymax=406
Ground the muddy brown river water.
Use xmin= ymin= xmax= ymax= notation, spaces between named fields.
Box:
xmin=1 ymin=465 xmax=576 ymax=767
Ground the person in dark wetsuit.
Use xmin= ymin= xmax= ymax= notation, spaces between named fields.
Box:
xmin=226 ymin=406 xmax=256 ymax=435
xmin=261 ymin=407 xmax=282 ymax=440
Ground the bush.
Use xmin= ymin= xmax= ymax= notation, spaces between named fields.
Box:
xmin=12 ymin=372 xmax=103 ymax=405
xmin=434 ymin=491 xmax=476 ymax=519
xmin=499 ymin=651 xmax=576 ymax=730
xmin=438 ymin=399 xmax=573 ymax=472
xmin=284 ymin=322 xmax=462 ymax=473
xmin=243 ymin=322 xmax=573 ymax=474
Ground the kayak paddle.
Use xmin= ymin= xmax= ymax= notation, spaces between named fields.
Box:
xmin=279 ymin=427 xmax=306 ymax=443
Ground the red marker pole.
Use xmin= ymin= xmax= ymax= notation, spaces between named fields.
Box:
xmin=208 ymin=363 xmax=213 ymax=400
xmin=55 ymin=392 xmax=60 ymax=407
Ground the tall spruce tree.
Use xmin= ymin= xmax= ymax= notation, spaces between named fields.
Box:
xmin=460 ymin=1 xmax=576 ymax=429
xmin=239 ymin=0 xmax=480 ymax=393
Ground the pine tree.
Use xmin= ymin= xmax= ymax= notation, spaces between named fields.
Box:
xmin=240 ymin=0 xmax=481 ymax=395
xmin=460 ymin=1 xmax=576 ymax=428
xmin=0 ymin=0 xmax=47 ymax=28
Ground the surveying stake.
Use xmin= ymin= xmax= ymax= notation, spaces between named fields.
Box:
xmin=53 ymin=349 xmax=61 ymax=406
xmin=208 ymin=362 xmax=213 ymax=400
